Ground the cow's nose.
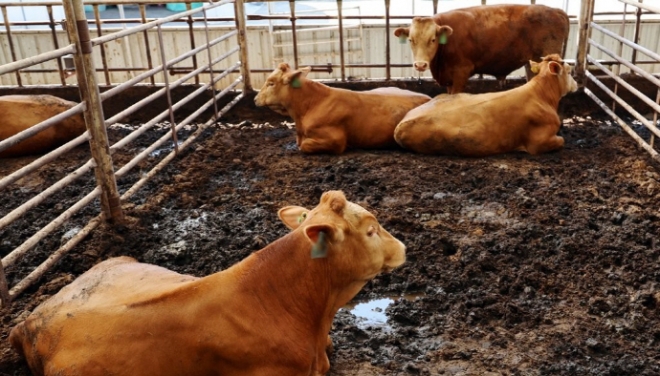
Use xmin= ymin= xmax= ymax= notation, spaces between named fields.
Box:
xmin=413 ymin=62 xmax=428 ymax=71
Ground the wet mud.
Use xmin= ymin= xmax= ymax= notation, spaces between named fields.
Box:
xmin=1 ymin=107 xmax=660 ymax=375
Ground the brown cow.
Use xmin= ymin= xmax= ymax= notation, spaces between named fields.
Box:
xmin=0 ymin=95 xmax=86 ymax=158
xmin=394 ymin=54 xmax=577 ymax=157
xmin=254 ymin=63 xmax=431 ymax=154
xmin=394 ymin=5 xmax=569 ymax=94
xmin=10 ymin=190 xmax=406 ymax=376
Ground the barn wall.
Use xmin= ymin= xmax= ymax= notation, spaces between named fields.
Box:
xmin=1 ymin=20 xmax=659 ymax=88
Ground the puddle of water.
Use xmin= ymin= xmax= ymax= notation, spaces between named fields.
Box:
xmin=149 ymin=141 xmax=184 ymax=158
xmin=342 ymin=293 xmax=424 ymax=332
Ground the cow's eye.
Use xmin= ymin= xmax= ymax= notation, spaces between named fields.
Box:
xmin=297 ymin=211 xmax=308 ymax=224
xmin=408 ymin=38 xmax=413 ymax=44
xmin=431 ymin=39 xmax=436 ymax=44
xmin=367 ymin=225 xmax=377 ymax=237
xmin=268 ymin=81 xmax=275 ymax=87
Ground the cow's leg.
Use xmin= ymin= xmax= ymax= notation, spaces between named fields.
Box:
xmin=448 ymin=68 xmax=473 ymax=94
xmin=527 ymin=134 xmax=564 ymax=155
xmin=299 ymin=128 xmax=347 ymax=154
xmin=496 ymin=75 xmax=507 ymax=90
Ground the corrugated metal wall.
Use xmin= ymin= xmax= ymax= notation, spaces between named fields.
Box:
xmin=1 ymin=20 xmax=659 ymax=88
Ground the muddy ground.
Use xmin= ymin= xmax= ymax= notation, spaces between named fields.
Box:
xmin=1 ymin=95 xmax=660 ymax=376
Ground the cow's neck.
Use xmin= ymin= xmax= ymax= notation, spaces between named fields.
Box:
xmin=527 ymin=74 xmax=563 ymax=108
xmin=282 ymin=80 xmax=332 ymax=119
xmin=210 ymin=231 xmax=359 ymax=335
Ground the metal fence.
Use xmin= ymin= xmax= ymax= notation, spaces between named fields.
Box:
xmin=0 ymin=0 xmax=250 ymax=306
xmin=576 ymin=0 xmax=660 ymax=163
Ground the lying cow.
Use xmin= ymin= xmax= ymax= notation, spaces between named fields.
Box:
xmin=394 ymin=4 xmax=569 ymax=94
xmin=394 ymin=54 xmax=577 ymax=157
xmin=0 ymin=95 xmax=86 ymax=158
xmin=10 ymin=190 xmax=406 ymax=376
xmin=254 ymin=63 xmax=431 ymax=154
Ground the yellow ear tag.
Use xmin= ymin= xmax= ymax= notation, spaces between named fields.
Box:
xmin=399 ymin=35 xmax=407 ymax=44
xmin=530 ymin=65 xmax=540 ymax=74
xmin=291 ymin=77 xmax=302 ymax=88
xmin=297 ymin=212 xmax=307 ymax=224
xmin=311 ymin=231 xmax=328 ymax=259
xmin=439 ymin=33 xmax=448 ymax=45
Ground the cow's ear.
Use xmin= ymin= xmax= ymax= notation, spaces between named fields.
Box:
xmin=529 ymin=60 xmax=540 ymax=74
xmin=304 ymin=224 xmax=344 ymax=258
xmin=394 ymin=27 xmax=409 ymax=38
xmin=435 ymin=25 xmax=453 ymax=37
xmin=282 ymin=66 xmax=311 ymax=85
xmin=548 ymin=61 xmax=562 ymax=75
xmin=278 ymin=205 xmax=310 ymax=230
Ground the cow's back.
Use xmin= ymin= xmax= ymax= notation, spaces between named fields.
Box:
xmin=434 ymin=5 xmax=569 ymax=81
xmin=0 ymin=95 xmax=86 ymax=157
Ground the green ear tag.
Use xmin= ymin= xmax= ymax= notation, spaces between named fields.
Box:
xmin=399 ymin=35 xmax=407 ymax=44
xmin=439 ymin=33 xmax=448 ymax=45
xmin=291 ymin=77 xmax=302 ymax=88
xmin=310 ymin=231 xmax=328 ymax=259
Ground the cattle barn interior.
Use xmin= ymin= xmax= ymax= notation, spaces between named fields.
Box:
xmin=1 ymin=0 xmax=660 ymax=375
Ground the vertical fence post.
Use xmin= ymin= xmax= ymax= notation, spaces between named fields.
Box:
xmin=47 ymin=5 xmax=67 ymax=86
xmin=385 ymin=0 xmax=391 ymax=81
xmin=234 ymin=0 xmax=253 ymax=92
xmin=288 ymin=0 xmax=299 ymax=69
xmin=433 ymin=0 xmax=438 ymax=14
xmin=157 ymin=24 xmax=180 ymax=154
xmin=139 ymin=4 xmax=156 ymax=85
xmin=0 ymin=262 xmax=9 ymax=307
xmin=337 ymin=0 xmax=345 ymax=81
xmin=575 ymin=0 xmax=595 ymax=86
xmin=62 ymin=0 xmax=124 ymax=224
xmin=631 ymin=3 xmax=643 ymax=66
xmin=1 ymin=6 xmax=22 ymax=86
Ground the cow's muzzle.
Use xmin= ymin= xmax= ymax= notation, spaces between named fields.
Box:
xmin=413 ymin=61 xmax=429 ymax=72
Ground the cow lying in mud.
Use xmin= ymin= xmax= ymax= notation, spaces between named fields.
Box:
xmin=394 ymin=4 xmax=569 ymax=94
xmin=394 ymin=54 xmax=578 ymax=157
xmin=0 ymin=95 xmax=86 ymax=158
xmin=254 ymin=63 xmax=431 ymax=154
xmin=10 ymin=191 xmax=406 ymax=376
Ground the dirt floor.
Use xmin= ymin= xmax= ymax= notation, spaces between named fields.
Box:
xmin=1 ymin=95 xmax=660 ymax=375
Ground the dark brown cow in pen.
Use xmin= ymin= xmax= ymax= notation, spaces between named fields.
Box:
xmin=10 ymin=191 xmax=406 ymax=376
xmin=394 ymin=4 xmax=569 ymax=94
xmin=0 ymin=95 xmax=86 ymax=158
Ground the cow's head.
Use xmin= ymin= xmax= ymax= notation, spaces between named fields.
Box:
xmin=394 ymin=17 xmax=453 ymax=72
xmin=278 ymin=191 xmax=406 ymax=283
xmin=254 ymin=63 xmax=311 ymax=114
xmin=530 ymin=54 xmax=578 ymax=96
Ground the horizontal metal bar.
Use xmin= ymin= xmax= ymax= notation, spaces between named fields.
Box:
xmin=120 ymin=91 xmax=243 ymax=201
xmin=590 ymin=22 xmax=660 ymax=63
xmin=273 ymin=38 xmax=361 ymax=48
xmin=0 ymin=0 xmax=216 ymax=6
xmin=110 ymin=61 xmax=241 ymax=153
xmin=588 ymin=39 xmax=660 ymax=88
xmin=272 ymin=24 xmax=361 ymax=34
xmin=585 ymin=88 xmax=660 ymax=163
xmin=2 ymin=186 xmax=101 ymax=269
xmin=0 ymin=103 xmax=85 ymax=154
xmin=586 ymin=70 xmax=660 ymax=139
xmin=0 ymin=44 xmax=75 ymax=76
xmin=90 ymin=0 xmax=234 ymax=47
xmin=0 ymin=160 xmax=95 ymax=234
xmin=0 ymin=132 xmax=90 ymax=192
xmin=587 ymin=55 xmax=660 ymax=114
xmin=619 ymin=0 xmax=660 ymax=14
xmin=8 ymin=215 xmax=103 ymax=301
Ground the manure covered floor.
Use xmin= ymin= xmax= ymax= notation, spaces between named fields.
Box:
xmin=1 ymin=104 xmax=659 ymax=375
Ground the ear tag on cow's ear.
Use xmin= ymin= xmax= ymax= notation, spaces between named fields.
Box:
xmin=399 ymin=35 xmax=407 ymax=44
xmin=291 ymin=77 xmax=302 ymax=89
xmin=530 ymin=65 xmax=540 ymax=74
xmin=439 ymin=33 xmax=448 ymax=45
xmin=310 ymin=231 xmax=328 ymax=259
xmin=297 ymin=212 xmax=308 ymax=224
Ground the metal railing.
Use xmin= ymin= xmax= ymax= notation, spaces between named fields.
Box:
xmin=575 ymin=0 xmax=660 ymax=163
xmin=0 ymin=0 xmax=251 ymax=306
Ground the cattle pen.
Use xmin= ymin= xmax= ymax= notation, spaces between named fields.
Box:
xmin=1 ymin=1 xmax=660 ymax=375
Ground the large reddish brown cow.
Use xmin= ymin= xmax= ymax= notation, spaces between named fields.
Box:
xmin=10 ymin=191 xmax=406 ymax=376
xmin=0 ymin=95 xmax=86 ymax=158
xmin=254 ymin=63 xmax=431 ymax=154
xmin=394 ymin=54 xmax=577 ymax=157
xmin=394 ymin=5 xmax=569 ymax=94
